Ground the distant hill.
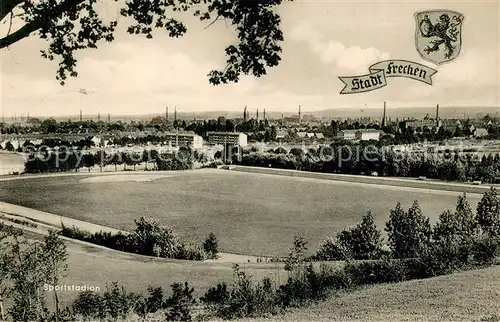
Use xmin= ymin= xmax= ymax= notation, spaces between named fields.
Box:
xmin=27 ymin=105 xmax=500 ymax=122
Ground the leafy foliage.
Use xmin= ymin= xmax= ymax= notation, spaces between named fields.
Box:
xmin=476 ymin=187 xmax=500 ymax=237
xmin=165 ymin=282 xmax=196 ymax=321
xmin=203 ymin=232 xmax=219 ymax=259
xmin=434 ymin=194 xmax=477 ymax=243
xmin=1 ymin=0 xmax=293 ymax=85
xmin=314 ymin=212 xmax=385 ymax=261
xmin=385 ymin=201 xmax=432 ymax=259
xmin=284 ymin=236 xmax=308 ymax=271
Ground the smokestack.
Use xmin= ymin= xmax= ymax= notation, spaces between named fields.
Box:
xmin=174 ymin=106 xmax=177 ymax=123
xmin=243 ymin=105 xmax=247 ymax=121
xmin=256 ymin=109 xmax=259 ymax=122
xmin=298 ymin=105 xmax=302 ymax=125
xmin=263 ymin=109 xmax=266 ymax=120
xmin=436 ymin=104 xmax=439 ymax=126
xmin=382 ymin=101 xmax=387 ymax=127
xmin=97 ymin=112 xmax=100 ymax=122
xmin=107 ymin=113 xmax=110 ymax=123
xmin=281 ymin=113 xmax=284 ymax=126
xmin=166 ymin=106 xmax=169 ymax=121
xmin=79 ymin=110 xmax=82 ymax=122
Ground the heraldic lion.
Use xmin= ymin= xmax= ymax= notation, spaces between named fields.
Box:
xmin=419 ymin=13 xmax=463 ymax=59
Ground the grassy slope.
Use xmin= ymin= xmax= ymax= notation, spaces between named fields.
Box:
xmin=26 ymin=234 xmax=287 ymax=309
xmin=8 ymin=232 xmax=500 ymax=321
xmin=238 ymin=265 xmax=500 ymax=322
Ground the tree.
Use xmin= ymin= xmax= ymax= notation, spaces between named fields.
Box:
xmin=434 ymin=194 xmax=477 ymax=243
xmin=284 ymin=235 xmax=308 ymax=271
xmin=343 ymin=211 xmax=384 ymax=260
xmin=4 ymin=141 xmax=14 ymax=151
xmin=42 ymin=230 xmax=68 ymax=322
xmin=314 ymin=212 xmax=384 ymax=261
xmin=3 ymin=226 xmax=49 ymax=321
xmin=385 ymin=201 xmax=432 ymax=258
xmin=1 ymin=0 xmax=291 ymax=85
xmin=203 ymin=233 xmax=219 ymax=259
xmin=476 ymin=187 xmax=500 ymax=237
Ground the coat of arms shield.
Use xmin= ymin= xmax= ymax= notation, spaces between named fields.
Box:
xmin=415 ymin=10 xmax=464 ymax=65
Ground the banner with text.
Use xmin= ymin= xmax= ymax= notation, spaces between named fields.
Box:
xmin=339 ymin=59 xmax=437 ymax=94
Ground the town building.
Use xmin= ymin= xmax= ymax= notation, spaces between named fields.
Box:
xmin=158 ymin=132 xmax=203 ymax=149
xmin=206 ymin=132 xmax=248 ymax=147
xmin=355 ymin=129 xmax=385 ymax=141
xmin=276 ymin=129 xmax=288 ymax=140
xmin=474 ymin=128 xmax=489 ymax=138
xmin=338 ymin=129 xmax=384 ymax=141
xmin=338 ymin=129 xmax=357 ymax=140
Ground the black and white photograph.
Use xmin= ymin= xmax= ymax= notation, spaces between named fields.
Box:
xmin=0 ymin=0 xmax=499 ymax=321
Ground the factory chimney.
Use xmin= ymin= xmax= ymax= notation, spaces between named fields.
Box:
xmin=298 ymin=105 xmax=302 ymax=125
xmin=382 ymin=101 xmax=387 ymax=127
xmin=436 ymin=104 xmax=440 ymax=127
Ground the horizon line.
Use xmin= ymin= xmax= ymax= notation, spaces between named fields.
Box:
xmin=2 ymin=105 xmax=500 ymax=119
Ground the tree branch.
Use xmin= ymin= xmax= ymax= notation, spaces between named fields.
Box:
xmin=204 ymin=14 xmax=220 ymax=29
xmin=0 ymin=19 xmax=38 ymax=48
xmin=0 ymin=0 xmax=87 ymax=49
xmin=0 ymin=0 xmax=24 ymax=22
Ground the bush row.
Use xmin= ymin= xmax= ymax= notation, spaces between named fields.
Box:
xmin=312 ymin=188 xmax=500 ymax=262
xmin=59 ymin=217 xmax=219 ymax=261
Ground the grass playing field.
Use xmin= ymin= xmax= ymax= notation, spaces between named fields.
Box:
xmin=0 ymin=169 xmax=484 ymax=256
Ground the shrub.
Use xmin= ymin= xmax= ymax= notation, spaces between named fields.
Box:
xmin=102 ymin=282 xmax=141 ymax=320
xmin=342 ymin=260 xmax=407 ymax=286
xmin=165 ymin=282 xmax=196 ymax=321
xmin=128 ymin=217 xmax=182 ymax=258
xmin=277 ymin=263 xmax=333 ymax=308
xmin=385 ymin=201 xmax=432 ymax=258
xmin=72 ymin=291 xmax=106 ymax=321
xmin=218 ymin=265 xmax=280 ymax=319
xmin=200 ymin=282 xmax=230 ymax=310
xmin=470 ymin=234 xmax=500 ymax=266
xmin=144 ymin=286 xmax=165 ymax=314
xmin=313 ymin=212 xmax=385 ymax=261
xmin=175 ymin=243 xmax=207 ymax=261
xmin=313 ymin=236 xmax=349 ymax=261
xmin=203 ymin=233 xmax=219 ymax=259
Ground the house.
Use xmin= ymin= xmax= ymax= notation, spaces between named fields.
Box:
xmin=406 ymin=119 xmax=438 ymax=131
xmin=355 ymin=129 xmax=384 ymax=141
xmin=474 ymin=128 xmax=489 ymax=138
xmin=276 ymin=129 xmax=288 ymax=139
xmin=315 ymin=133 xmax=325 ymax=139
xmin=206 ymin=132 xmax=247 ymax=147
xmin=90 ymin=136 xmax=103 ymax=147
xmin=338 ymin=129 xmax=358 ymax=140
xmin=297 ymin=132 xmax=308 ymax=138
xmin=158 ymin=132 xmax=204 ymax=149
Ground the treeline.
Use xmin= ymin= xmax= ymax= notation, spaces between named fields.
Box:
xmin=311 ymin=187 xmax=500 ymax=263
xmin=60 ymin=217 xmax=219 ymax=261
xmin=236 ymin=143 xmax=500 ymax=183
xmin=23 ymin=148 xmax=197 ymax=173
xmin=1 ymin=189 xmax=499 ymax=321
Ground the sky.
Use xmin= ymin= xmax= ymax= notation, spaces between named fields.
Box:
xmin=1 ymin=0 xmax=499 ymax=117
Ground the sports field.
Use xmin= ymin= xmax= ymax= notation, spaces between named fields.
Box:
xmin=0 ymin=169 xmax=483 ymax=256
